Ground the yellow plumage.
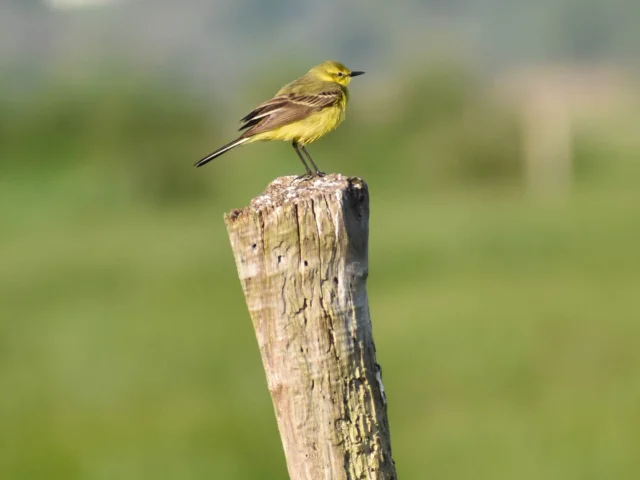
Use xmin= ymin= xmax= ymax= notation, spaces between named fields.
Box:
xmin=195 ymin=60 xmax=363 ymax=175
xmin=250 ymin=99 xmax=346 ymax=145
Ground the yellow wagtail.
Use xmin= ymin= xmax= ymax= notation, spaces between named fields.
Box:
xmin=195 ymin=60 xmax=364 ymax=175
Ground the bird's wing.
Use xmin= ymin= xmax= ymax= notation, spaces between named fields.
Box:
xmin=238 ymin=89 xmax=343 ymax=137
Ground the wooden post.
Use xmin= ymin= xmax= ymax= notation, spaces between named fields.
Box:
xmin=224 ymin=174 xmax=396 ymax=480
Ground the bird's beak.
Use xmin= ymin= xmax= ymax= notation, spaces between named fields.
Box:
xmin=349 ymin=71 xmax=365 ymax=77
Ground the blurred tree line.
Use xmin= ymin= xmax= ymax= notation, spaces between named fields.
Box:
xmin=0 ymin=61 xmax=528 ymax=201
xmin=1 ymin=58 xmax=635 ymax=207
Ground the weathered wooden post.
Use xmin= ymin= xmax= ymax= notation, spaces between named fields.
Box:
xmin=224 ymin=174 xmax=396 ymax=479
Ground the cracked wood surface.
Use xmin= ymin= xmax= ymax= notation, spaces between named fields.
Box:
xmin=225 ymin=174 xmax=396 ymax=480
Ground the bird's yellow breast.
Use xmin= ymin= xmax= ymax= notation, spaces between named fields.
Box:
xmin=251 ymin=96 xmax=347 ymax=146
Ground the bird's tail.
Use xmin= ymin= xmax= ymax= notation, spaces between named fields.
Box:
xmin=194 ymin=137 xmax=250 ymax=168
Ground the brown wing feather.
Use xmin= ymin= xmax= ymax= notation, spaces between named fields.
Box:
xmin=238 ymin=91 xmax=342 ymax=137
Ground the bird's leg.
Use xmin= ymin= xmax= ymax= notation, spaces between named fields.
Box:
xmin=292 ymin=142 xmax=313 ymax=177
xmin=301 ymin=146 xmax=324 ymax=176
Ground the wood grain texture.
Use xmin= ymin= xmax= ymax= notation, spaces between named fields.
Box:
xmin=225 ymin=174 xmax=396 ymax=480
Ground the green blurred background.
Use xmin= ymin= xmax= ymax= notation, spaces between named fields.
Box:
xmin=2 ymin=1 xmax=640 ymax=478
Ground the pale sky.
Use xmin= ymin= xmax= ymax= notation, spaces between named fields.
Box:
xmin=45 ymin=0 xmax=121 ymax=8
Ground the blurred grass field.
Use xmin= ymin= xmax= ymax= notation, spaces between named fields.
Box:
xmin=1 ymin=66 xmax=640 ymax=479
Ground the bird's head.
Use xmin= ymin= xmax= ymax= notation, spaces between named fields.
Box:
xmin=308 ymin=60 xmax=365 ymax=86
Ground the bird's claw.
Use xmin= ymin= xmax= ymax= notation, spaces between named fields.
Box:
xmin=296 ymin=171 xmax=325 ymax=180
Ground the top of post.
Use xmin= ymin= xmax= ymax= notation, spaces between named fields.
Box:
xmin=225 ymin=174 xmax=368 ymax=223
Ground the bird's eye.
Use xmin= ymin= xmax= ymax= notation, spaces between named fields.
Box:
xmin=336 ymin=72 xmax=344 ymax=77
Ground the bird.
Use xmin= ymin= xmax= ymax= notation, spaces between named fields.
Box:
xmin=195 ymin=60 xmax=364 ymax=175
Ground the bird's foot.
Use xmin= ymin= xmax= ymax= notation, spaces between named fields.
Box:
xmin=295 ymin=173 xmax=314 ymax=180
xmin=295 ymin=171 xmax=325 ymax=180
